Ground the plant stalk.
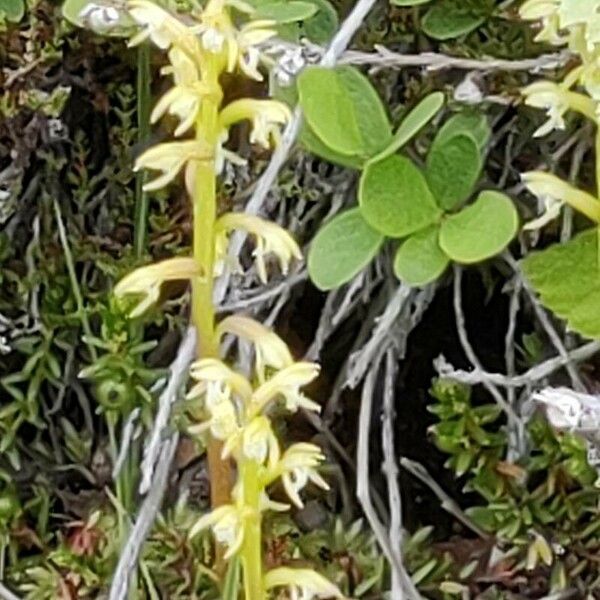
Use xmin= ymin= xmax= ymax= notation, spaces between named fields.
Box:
xmin=240 ymin=460 xmax=264 ymax=600
xmin=192 ymin=57 xmax=233 ymax=510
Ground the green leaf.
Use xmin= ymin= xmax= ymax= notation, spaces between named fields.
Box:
xmin=308 ymin=208 xmax=384 ymax=290
xmin=391 ymin=0 xmax=432 ymax=5
xmin=422 ymin=0 xmax=488 ymax=40
xmin=522 ymin=229 xmax=600 ymax=339
xmin=301 ymin=126 xmax=365 ymax=169
xmin=222 ymin=556 xmax=240 ymax=600
xmin=372 ymin=92 xmax=445 ymax=162
xmin=359 ymin=154 xmax=441 ymax=238
xmin=394 ymin=226 xmax=449 ymax=286
xmin=426 ymin=133 xmax=482 ymax=210
xmin=0 ymin=0 xmax=24 ymax=21
xmin=297 ymin=66 xmax=391 ymax=159
xmin=254 ymin=1 xmax=317 ymax=23
xmin=439 ymin=190 xmax=518 ymax=263
xmin=300 ymin=0 xmax=338 ymax=43
xmin=436 ymin=111 xmax=491 ymax=151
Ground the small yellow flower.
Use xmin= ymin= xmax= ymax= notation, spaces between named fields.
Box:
xmin=522 ymin=171 xmax=600 ymax=228
xmin=522 ymin=80 xmax=597 ymax=137
xmin=268 ymin=443 xmax=329 ymax=508
xmin=215 ymin=212 xmax=302 ymax=283
xmin=251 ymin=362 xmax=321 ymax=414
xmin=135 ymin=140 xmax=213 ymax=191
xmin=188 ymin=358 xmax=253 ymax=403
xmin=128 ymin=0 xmax=200 ymax=58
xmin=219 ymin=99 xmax=292 ymax=148
xmin=241 ymin=416 xmax=280 ymax=466
xmin=188 ymin=389 xmax=240 ymax=442
xmin=189 ymin=504 xmax=247 ymax=558
xmin=114 ymin=257 xmax=201 ymax=317
xmin=520 ymin=0 xmax=566 ymax=45
xmin=217 ymin=315 xmax=294 ymax=380
xmin=151 ymin=48 xmax=216 ymax=136
xmin=264 ymin=567 xmax=344 ymax=599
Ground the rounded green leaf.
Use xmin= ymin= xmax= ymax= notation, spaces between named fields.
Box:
xmin=0 ymin=0 xmax=24 ymax=21
xmin=300 ymin=0 xmax=338 ymax=43
xmin=308 ymin=208 xmax=384 ymax=291
xmin=436 ymin=111 xmax=491 ymax=151
xmin=394 ymin=226 xmax=449 ymax=286
xmin=359 ymin=154 xmax=442 ymax=238
xmin=372 ymin=92 xmax=445 ymax=163
xmin=422 ymin=1 xmax=487 ymax=40
xmin=298 ymin=67 xmax=363 ymax=156
xmin=439 ymin=190 xmax=518 ymax=264
xmin=254 ymin=1 xmax=318 ymax=23
xmin=301 ymin=126 xmax=365 ymax=169
xmin=426 ymin=133 xmax=482 ymax=210
xmin=298 ymin=66 xmax=391 ymax=158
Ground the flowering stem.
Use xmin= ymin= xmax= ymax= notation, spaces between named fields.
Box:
xmin=240 ymin=460 xmax=264 ymax=600
xmin=191 ymin=56 xmax=233 ymax=511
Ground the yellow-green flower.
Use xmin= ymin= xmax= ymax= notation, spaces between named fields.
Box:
xmin=114 ymin=257 xmax=201 ymax=317
xmin=522 ymin=171 xmax=600 ymax=228
xmin=522 ymin=80 xmax=597 ymax=137
xmin=520 ymin=0 xmax=565 ymax=45
xmin=128 ymin=0 xmax=200 ymax=58
xmin=188 ymin=358 xmax=253 ymax=403
xmin=264 ymin=567 xmax=343 ymax=599
xmin=219 ymin=99 xmax=292 ymax=148
xmin=267 ymin=442 xmax=329 ymax=508
xmin=251 ymin=362 xmax=321 ymax=413
xmin=241 ymin=415 xmax=280 ymax=465
xmin=217 ymin=315 xmax=294 ymax=380
xmin=189 ymin=504 xmax=248 ymax=558
xmin=215 ymin=212 xmax=302 ymax=283
xmin=135 ymin=140 xmax=213 ymax=191
xmin=151 ymin=48 xmax=215 ymax=136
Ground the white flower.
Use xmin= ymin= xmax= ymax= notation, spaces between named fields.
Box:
xmin=521 ymin=171 xmax=600 ymax=229
xmin=215 ymin=212 xmax=302 ymax=283
xmin=269 ymin=443 xmax=329 ymax=508
xmin=189 ymin=391 xmax=240 ymax=442
xmin=520 ymin=0 xmax=566 ymax=45
xmin=202 ymin=27 xmax=226 ymax=53
xmin=128 ymin=0 xmax=200 ymax=58
xmin=241 ymin=416 xmax=280 ymax=466
xmin=218 ymin=99 xmax=292 ymax=149
xmin=522 ymin=79 xmax=597 ymax=137
xmin=264 ymin=567 xmax=343 ymax=600
xmin=135 ymin=140 xmax=213 ymax=191
xmin=189 ymin=505 xmax=247 ymax=558
xmin=188 ymin=358 xmax=253 ymax=403
xmin=150 ymin=48 xmax=215 ymax=136
xmin=114 ymin=257 xmax=201 ymax=317
xmin=217 ymin=315 xmax=294 ymax=381
xmin=252 ymin=362 xmax=321 ymax=414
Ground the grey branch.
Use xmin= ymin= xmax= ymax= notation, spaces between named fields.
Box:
xmin=139 ymin=327 xmax=196 ymax=494
xmin=109 ymin=434 xmax=179 ymax=600
xmin=0 ymin=582 xmax=22 ymax=600
xmin=435 ymin=341 xmax=600 ymax=388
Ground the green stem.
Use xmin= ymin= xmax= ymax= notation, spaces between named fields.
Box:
xmin=240 ymin=460 xmax=264 ymax=600
xmin=134 ymin=43 xmax=152 ymax=259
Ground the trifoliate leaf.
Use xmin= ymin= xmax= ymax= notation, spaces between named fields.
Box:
xmin=439 ymin=190 xmax=518 ymax=263
xmin=359 ymin=155 xmax=441 ymax=238
xmin=308 ymin=208 xmax=384 ymax=290
xmin=435 ymin=111 xmax=491 ymax=151
xmin=394 ymin=225 xmax=449 ymax=286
